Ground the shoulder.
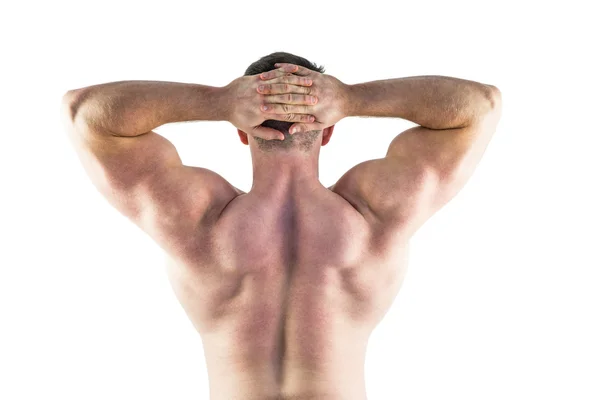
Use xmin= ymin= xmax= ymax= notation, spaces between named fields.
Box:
xmin=135 ymin=165 xmax=244 ymax=262
xmin=327 ymin=159 xmax=425 ymax=241
xmin=177 ymin=165 xmax=246 ymax=226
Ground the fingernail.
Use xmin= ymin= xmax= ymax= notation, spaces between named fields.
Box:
xmin=310 ymin=116 xmax=315 ymax=122
xmin=290 ymin=128 xmax=296 ymax=134
xmin=311 ymin=96 xmax=317 ymax=104
xmin=262 ymin=105 xmax=268 ymax=111
xmin=275 ymin=63 xmax=281 ymax=67
xmin=258 ymin=85 xmax=264 ymax=91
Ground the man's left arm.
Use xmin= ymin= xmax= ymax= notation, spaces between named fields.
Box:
xmin=62 ymin=81 xmax=243 ymax=257
xmin=61 ymin=74 xmax=315 ymax=258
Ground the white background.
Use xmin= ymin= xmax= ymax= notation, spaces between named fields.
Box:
xmin=1 ymin=1 xmax=599 ymax=399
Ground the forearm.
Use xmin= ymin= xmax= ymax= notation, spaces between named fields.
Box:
xmin=345 ymin=76 xmax=498 ymax=129
xmin=66 ymin=80 xmax=229 ymax=137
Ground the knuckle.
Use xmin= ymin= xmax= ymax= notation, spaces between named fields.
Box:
xmin=282 ymin=104 xmax=290 ymax=113
xmin=287 ymin=94 xmax=293 ymax=102
xmin=286 ymin=113 xmax=295 ymax=121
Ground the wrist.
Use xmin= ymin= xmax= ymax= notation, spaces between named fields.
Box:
xmin=212 ymin=84 xmax=233 ymax=122
xmin=342 ymin=83 xmax=359 ymax=117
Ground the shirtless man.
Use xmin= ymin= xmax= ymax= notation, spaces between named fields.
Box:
xmin=62 ymin=52 xmax=502 ymax=400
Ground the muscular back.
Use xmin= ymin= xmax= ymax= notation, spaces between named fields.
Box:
xmin=64 ymin=71 xmax=501 ymax=400
xmin=158 ymin=105 xmax=502 ymax=399
xmin=164 ymin=184 xmax=410 ymax=399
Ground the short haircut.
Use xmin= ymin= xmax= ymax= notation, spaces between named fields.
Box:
xmin=244 ymin=52 xmax=325 ymax=152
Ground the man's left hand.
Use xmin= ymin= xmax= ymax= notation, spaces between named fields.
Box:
xmin=225 ymin=65 xmax=318 ymax=140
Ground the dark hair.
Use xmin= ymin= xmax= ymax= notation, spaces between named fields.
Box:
xmin=244 ymin=52 xmax=325 ymax=152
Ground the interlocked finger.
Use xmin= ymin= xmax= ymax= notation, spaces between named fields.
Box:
xmin=261 ymin=103 xmax=312 ymax=114
xmin=260 ymin=70 xmax=296 ymax=81
xmin=259 ymin=63 xmax=312 ymax=80
xmin=263 ymin=94 xmax=318 ymax=105
xmin=259 ymin=74 xmax=313 ymax=87
xmin=274 ymin=63 xmax=313 ymax=76
xmin=257 ymin=83 xmax=312 ymax=95
xmin=269 ymin=113 xmax=316 ymax=124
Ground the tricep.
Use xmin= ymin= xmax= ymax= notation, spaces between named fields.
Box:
xmin=333 ymin=105 xmax=502 ymax=237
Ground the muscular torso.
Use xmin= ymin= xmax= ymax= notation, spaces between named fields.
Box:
xmin=164 ymin=184 xmax=411 ymax=400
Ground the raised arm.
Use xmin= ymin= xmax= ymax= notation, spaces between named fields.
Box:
xmin=340 ymin=76 xmax=501 ymax=235
xmin=260 ymin=64 xmax=502 ymax=237
xmin=61 ymin=75 xmax=315 ymax=257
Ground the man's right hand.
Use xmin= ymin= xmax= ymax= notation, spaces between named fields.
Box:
xmin=258 ymin=63 xmax=351 ymax=134
xmin=225 ymin=67 xmax=317 ymax=140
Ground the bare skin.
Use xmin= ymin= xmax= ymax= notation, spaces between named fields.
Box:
xmin=62 ymin=63 xmax=501 ymax=399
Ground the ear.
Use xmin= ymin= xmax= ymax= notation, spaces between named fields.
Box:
xmin=321 ymin=125 xmax=335 ymax=146
xmin=237 ymin=129 xmax=249 ymax=145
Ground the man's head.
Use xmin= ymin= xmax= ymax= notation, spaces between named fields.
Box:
xmin=237 ymin=52 xmax=334 ymax=152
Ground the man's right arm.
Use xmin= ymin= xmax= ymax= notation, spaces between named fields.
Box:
xmin=334 ymin=75 xmax=502 ymax=235
xmin=346 ymin=76 xmax=500 ymax=129
xmin=258 ymin=65 xmax=502 ymax=235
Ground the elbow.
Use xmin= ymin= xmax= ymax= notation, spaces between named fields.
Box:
xmin=61 ymin=91 xmax=82 ymax=131
xmin=484 ymin=84 xmax=502 ymax=112
xmin=476 ymin=85 xmax=503 ymax=128
xmin=61 ymin=90 xmax=79 ymax=124
xmin=472 ymin=84 xmax=502 ymax=124
xmin=60 ymin=90 xmax=73 ymax=119
xmin=460 ymin=84 xmax=502 ymax=128
xmin=61 ymin=88 xmax=93 ymax=126
xmin=466 ymin=85 xmax=502 ymax=127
